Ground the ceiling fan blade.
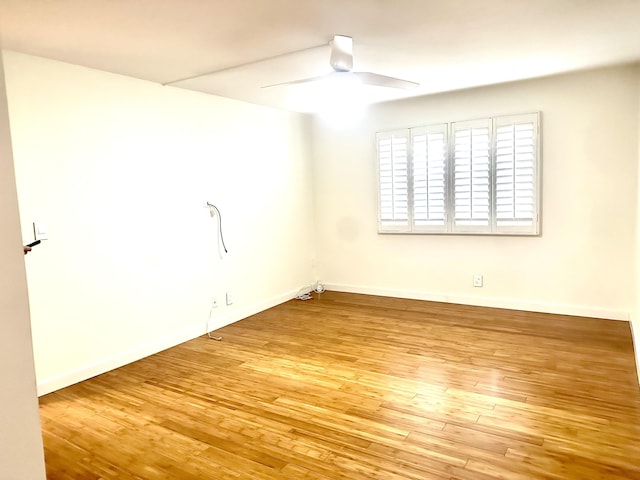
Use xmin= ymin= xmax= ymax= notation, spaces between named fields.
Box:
xmin=263 ymin=71 xmax=419 ymax=90
xmin=330 ymin=35 xmax=353 ymax=72
xmin=261 ymin=74 xmax=332 ymax=89
xmin=353 ymin=72 xmax=419 ymax=90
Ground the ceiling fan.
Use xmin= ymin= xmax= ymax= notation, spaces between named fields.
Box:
xmin=262 ymin=35 xmax=419 ymax=90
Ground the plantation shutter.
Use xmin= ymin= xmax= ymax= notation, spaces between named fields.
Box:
xmin=377 ymin=130 xmax=410 ymax=231
xmin=494 ymin=113 xmax=539 ymax=234
xmin=452 ymin=119 xmax=492 ymax=232
xmin=411 ymin=125 xmax=447 ymax=231
xmin=375 ymin=112 xmax=540 ymax=235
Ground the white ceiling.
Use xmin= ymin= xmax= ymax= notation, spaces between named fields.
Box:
xmin=1 ymin=0 xmax=639 ymax=113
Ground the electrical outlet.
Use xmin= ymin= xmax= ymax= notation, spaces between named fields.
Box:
xmin=212 ymin=297 xmax=219 ymax=308
xmin=226 ymin=292 xmax=234 ymax=305
xmin=473 ymin=274 xmax=483 ymax=287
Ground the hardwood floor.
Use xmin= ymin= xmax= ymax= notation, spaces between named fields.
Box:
xmin=40 ymin=292 xmax=640 ymax=479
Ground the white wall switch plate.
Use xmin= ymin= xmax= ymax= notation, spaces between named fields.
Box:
xmin=33 ymin=222 xmax=48 ymax=240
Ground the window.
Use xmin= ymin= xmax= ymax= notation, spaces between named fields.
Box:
xmin=376 ymin=112 xmax=540 ymax=235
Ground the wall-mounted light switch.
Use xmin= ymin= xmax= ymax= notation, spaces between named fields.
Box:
xmin=33 ymin=222 xmax=48 ymax=240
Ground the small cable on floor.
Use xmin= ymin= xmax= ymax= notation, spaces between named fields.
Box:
xmin=294 ymin=282 xmax=325 ymax=300
xmin=205 ymin=304 xmax=223 ymax=341
xmin=295 ymin=284 xmax=314 ymax=300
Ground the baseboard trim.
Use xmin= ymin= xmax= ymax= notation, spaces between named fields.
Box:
xmin=36 ymin=289 xmax=298 ymax=396
xmin=324 ymin=283 xmax=630 ymax=321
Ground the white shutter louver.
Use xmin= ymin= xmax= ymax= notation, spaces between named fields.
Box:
xmin=411 ymin=125 xmax=447 ymax=230
xmin=377 ymin=131 xmax=409 ymax=231
xmin=452 ymin=120 xmax=491 ymax=231
xmin=495 ymin=113 xmax=539 ymax=233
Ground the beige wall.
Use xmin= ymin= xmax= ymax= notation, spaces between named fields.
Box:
xmin=635 ymin=69 xmax=640 ymax=382
xmin=0 ymin=52 xmax=46 ymax=478
xmin=4 ymin=51 xmax=317 ymax=395
xmin=312 ymin=65 xmax=640 ymax=321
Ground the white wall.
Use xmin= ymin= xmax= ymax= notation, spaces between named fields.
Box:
xmin=0 ymin=52 xmax=46 ymax=479
xmin=312 ymin=65 xmax=640 ymax=321
xmin=4 ymin=51 xmax=316 ymax=395
xmin=5 ymin=51 xmax=639 ymax=395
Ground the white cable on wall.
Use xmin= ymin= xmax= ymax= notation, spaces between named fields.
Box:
xmin=205 ymin=201 xmax=226 ymax=340
xmin=207 ymin=202 xmax=228 ymax=259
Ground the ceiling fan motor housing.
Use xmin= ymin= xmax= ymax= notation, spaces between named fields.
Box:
xmin=330 ymin=35 xmax=354 ymax=72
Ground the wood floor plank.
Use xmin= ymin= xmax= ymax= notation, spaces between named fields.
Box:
xmin=40 ymin=292 xmax=640 ymax=479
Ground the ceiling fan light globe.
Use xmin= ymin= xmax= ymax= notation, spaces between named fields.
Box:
xmin=319 ymin=101 xmax=365 ymax=127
